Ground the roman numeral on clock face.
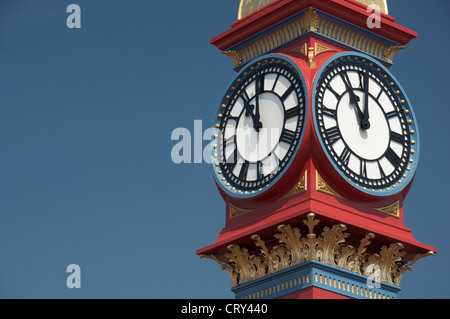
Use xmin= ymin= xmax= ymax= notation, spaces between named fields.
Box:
xmin=390 ymin=131 xmax=404 ymax=144
xmin=280 ymin=129 xmax=296 ymax=144
xmin=385 ymin=147 xmax=401 ymax=167
xmin=385 ymin=111 xmax=398 ymax=119
xmin=322 ymin=107 xmax=337 ymax=119
xmin=257 ymin=161 xmax=264 ymax=180
xmin=340 ymin=146 xmax=351 ymax=166
xmin=326 ymin=84 xmax=341 ymax=100
xmin=285 ymin=105 xmax=300 ymax=119
xmin=360 ymin=159 xmax=368 ymax=178
xmin=239 ymin=161 xmax=250 ymax=180
xmin=377 ymin=160 xmax=386 ymax=179
xmin=325 ymin=126 xmax=341 ymax=145
xmin=281 ymin=85 xmax=295 ymax=102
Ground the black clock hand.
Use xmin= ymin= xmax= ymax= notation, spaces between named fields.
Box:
xmin=340 ymin=72 xmax=364 ymax=122
xmin=361 ymin=71 xmax=370 ymax=130
xmin=254 ymin=72 xmax=263 ymax=132
xmin=241 ymin=94 xmax=260 ymax=132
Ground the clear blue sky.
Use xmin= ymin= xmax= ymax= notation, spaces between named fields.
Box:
xmin=0 ymin=0 xmax=448 ymax=299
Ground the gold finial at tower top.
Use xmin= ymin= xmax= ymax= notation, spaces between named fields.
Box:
xmin=238 ymin=0 xmax=388 ymax=19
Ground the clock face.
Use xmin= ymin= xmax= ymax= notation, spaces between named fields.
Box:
xmin=313 ymin=53 xmax=419 ymax=196
xmin=212 ymin=56 xmax=307 ymax=198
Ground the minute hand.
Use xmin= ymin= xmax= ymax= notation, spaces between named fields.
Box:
xmin=340 ymin=72 xmax=364 ymax=122
xmin=361 ymin=72 xmax=370 ymax=130
xmin=254 ymin=72 xmax=263 ymax=131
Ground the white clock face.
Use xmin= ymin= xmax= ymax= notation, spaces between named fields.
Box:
xmin=213 ymin=56 xmax=307 ymax=197
xmin=314 ymin=54 xmax=419 ymax=195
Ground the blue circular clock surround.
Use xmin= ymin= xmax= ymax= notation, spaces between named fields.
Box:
xmin=312 ymin=52 xmax=420 ymax=197
xmin=211 ymin=54 xmax=309 ymax=199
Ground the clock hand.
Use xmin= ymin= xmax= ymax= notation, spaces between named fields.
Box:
xmin=340 ymin=72 xmax=364 ymax=125
xmin=254 ymin=72 xmax=263 ymax=132
xmin=241 ymin=94 xmax=260 ymax=132
xmin=361 ymin=71 xmax=371 ymax=130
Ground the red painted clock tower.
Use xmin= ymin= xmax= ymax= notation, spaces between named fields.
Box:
xmin=197 ymin=0 xmax=436 ymax=299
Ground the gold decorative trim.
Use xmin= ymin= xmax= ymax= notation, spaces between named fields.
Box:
xmin=383 ymin=45 xmax=404 ymax=63
xmin=229 ymin=202 xmax=253 ymax=219
xmin=288 ymin=42 xmax=308 ymax=56
xmin=373 ymin=201 xmax=400 ymax=218
xmin=229 ymin=7 xmax=401 ymax=67
xmin=315 ymin=171 xmax=343 ymax=199
xmin=301 ymin=7 xmax=321 ymax=32
xmin=200 ymin=213 xmax=434 ymax=288
xmin=314 ymin=42 xmax=336 ymax=56
xmin=222 ymin=50 xmax=242 ymax=68
xmin=307 ymin=46 xmax=316 ymax=68
xmin=281 ymin=170 xmax=307 ymax=200
xmin=289 ymin=42 xmax=336 ymax=68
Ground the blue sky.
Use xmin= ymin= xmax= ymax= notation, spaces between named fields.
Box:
xmin=0 ymin=0 xmax=448 ymax=299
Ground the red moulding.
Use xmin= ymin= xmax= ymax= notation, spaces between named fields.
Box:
xmin=211 ymin=0 xmax=417 ymax=52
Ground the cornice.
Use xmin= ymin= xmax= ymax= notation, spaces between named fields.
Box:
xmin=200 ymin=213 xmax=433 ymax=288
xmin=221 ymin=8 xmax=405 ymax=69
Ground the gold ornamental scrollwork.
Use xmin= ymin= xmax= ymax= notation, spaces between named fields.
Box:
xmin=281 ymin=170 xmax=307 ymax=200
xmin=289 ymin=42 xmax=336 ymax=69
xmin=315 ymin=171 xmax=343 ymax=199
xmin=222 ymin=50 xmax=242 ymax=68
xmin=373 ymin=201 xmax=400 ymax=218
xmin=229 ymin=202 xmax=253 ymax=219
xmin=231 ymin=5 xmax=399 ymax=67
xmin=301 ymin=7 xmax=321 ymax=32
xmin=200 ymin=213 xmax=433 ymax=287
xmin=383 ymin=45 xmax=404 ymax=63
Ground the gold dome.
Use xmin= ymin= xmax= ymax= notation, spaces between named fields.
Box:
xmin=238 ymin=0 xmax=388 ymax=19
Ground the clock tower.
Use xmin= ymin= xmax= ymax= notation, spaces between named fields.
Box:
xmin=197 ymin=0 xmax=436 ymax=299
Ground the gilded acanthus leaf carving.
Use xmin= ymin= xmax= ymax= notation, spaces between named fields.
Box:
xmin=301 ymin=7 xmax=320 ymax=32
xmin=199 ymin=254 xmax=240 ymax=287
xmin=201 ymin=214 xmax=433 ymax=288
xmin=392 ymin=250 xmax=434 ymax=286
xmin=274 ymin=224 xmax=304 ymax=266
xmin=320 ymin=224 xmax=349 ymax=265
xmin=252 ymin=234 xmax=290 ymax=274
xmin=378 ymin=243 xmax=406 ymax=285
xmin=336 ymin=245 xmax=356 ymax=270
xmin=225 ymin=244 xmax=266 ymax=286
xmin=353 ymin=233 xmax=375 ymax=274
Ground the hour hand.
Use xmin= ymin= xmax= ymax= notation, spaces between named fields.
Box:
xmin=340 ymin=72 xmax=364 ymax=121
xmin=241 ymin=94 xmax=254 ymax=117
xmin=241 ymin=95 xmax=261 ymax=132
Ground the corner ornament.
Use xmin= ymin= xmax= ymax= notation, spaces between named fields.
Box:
xmin=222 ymin=50 xmax=243 ymax=68
xmin=200 ymin=213 xmax=434 ymax=288
xmin=301 ymin=7 xmax=320 ymax=32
